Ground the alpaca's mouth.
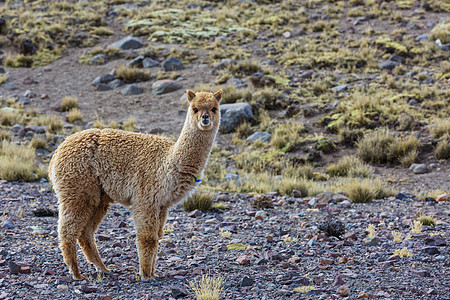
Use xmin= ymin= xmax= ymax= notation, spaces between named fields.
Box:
xmin=198 ymin=120 xmax=212 ymax=130
xmin=201 ymin=119 xmax=211 ymax=127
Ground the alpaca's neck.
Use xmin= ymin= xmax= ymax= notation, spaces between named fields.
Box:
xmin=171 ymin=115 xmax=218 ymax=177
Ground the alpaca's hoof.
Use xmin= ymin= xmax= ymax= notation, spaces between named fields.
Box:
xmin=71 ymin=273 xmax=84 ymax=281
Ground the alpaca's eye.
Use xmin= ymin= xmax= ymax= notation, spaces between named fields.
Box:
xmin=193 ymin=108 xmax=198 ymax=113
xmin=212 ymin=107 xmax=217 ymax=113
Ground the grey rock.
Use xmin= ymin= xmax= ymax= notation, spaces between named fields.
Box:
xmin=241 ymin=276 xmax=254 ymax=287
xmin=127 ymin=55 xmax=145 ymax=68
xmin=291 ymin=190 xmax=302 ymax=198
xmin=219 ymin=103 xmax=254 ymax=133
xmin=300 ymin=70 xmax=314 ymax=79
xmin=11 ymin=124 xmax=24 ymax=132
xmin=416 ymin=33 xmax=429 ymax=42
xmin=224 ymin=173 xmax=239 ymax=181
xmin=110 ymin=36 xmax=143 ymax=50
xmin=90 ymin=54 xmax=107 ymax=65
xmin=411 ymin=270 xmax=431 ymax=277
xmin=161 ymin=57 xmax=184 ymax=71
xmin=389 ymin=55 xmax=405 ymax=63
xmin=92 ymin=74 xmax=115 ymax=86
xmin=143 ymin=57 xmax=160 ymax=68
xmin=80 ymin=285 xmax=98 ymax=293
xmin=340 ymin=200 xmax=352 ymax=208
xmin=121 ymin=84 xmax=143 ymax=95
xmin=8 ymin=261 xmax=19 ymax=274
xmin=152 ymin=80 xmax=182 ymax=96
xmin=95 ymin=83 xmax=113 ymax=91
xmin=107 ymin=79 xmax=124 ymax=89
xmin=379 ymin=60 xmax=399 ymax=70
xmin=409 ymin=163 xmax=428 ymax=174
xmin=261 ymin=59 xmax=276 ymax=66
xmin=214 ymin=36 xmax=228 ymax=42
xmin=423 ymin=246 xmax=440 ymax=255
xmin=247 ymin=131 xmax=271 ymax=143
xmin=331 ymin=85 xmax=348 ymax=92
xmin=171 ymin=287 xmax=188 ymax=298
xmin=408 ymin=99 xmax=418 ymax=106
xmin=225 ymin=77 xmax=248 ymax=89
xmin=3 ymin=83 xmax=17 ymax=90
xmin=213 ymin=58 xmax=236 ymax=70
xmin=24 ymin=90 xmax=36 ymax=98
xmin=363 ymin=236 xmax=380 ymax=246
xmin=188 ymin=209 xmax=203 ymax=218
xmin=2 ymin=220 xmax=15 ymax=229
xmin=0 ymin=66 xmax=5 ymax=73
xmin=18 ymin=97 xmax=29 ymax=105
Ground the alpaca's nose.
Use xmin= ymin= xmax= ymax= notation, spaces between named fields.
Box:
xmin=202 ymin=114 xmax=209 ymax=119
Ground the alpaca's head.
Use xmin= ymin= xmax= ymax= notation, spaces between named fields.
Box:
xmin=186 ymin=89 xmax=222 ymax=131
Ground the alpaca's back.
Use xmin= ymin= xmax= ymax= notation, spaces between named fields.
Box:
xmin=49 ymin=128 xmax=174 ymax=206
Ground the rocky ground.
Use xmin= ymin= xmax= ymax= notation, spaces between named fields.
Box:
xmin=1 ymin=180 xmax=449 ymax=299
xmin=0 ymin=0 xmax=449 ymax=299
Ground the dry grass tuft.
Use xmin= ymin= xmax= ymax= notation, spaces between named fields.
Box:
xmin=183 ymin=191 xmax=213 ymax=212
xmin=67 ymin=109 xmax=83 ymax=123
xmin=416 ymin=215 xmax=436 ymax=227
xmin=60 ymin=96 xmax=79 ymax=112
xmin=327 ymin=155 xmax=372 ymax=178
xmin=0 ymin=140 xmax=42 ymax=181
xmin=270 ymin=121 xmax=305 ymax=152
xmin=116 ymin=65 xmax=150 ymax=83
xmin=435 ymin=137 xmax=450 ymax=160
xmin=188 ymin=274 xmax=224 ymax=300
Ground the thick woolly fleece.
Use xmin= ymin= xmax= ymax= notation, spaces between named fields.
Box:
xmin=48 ymin=90 xmax=222 ymax=280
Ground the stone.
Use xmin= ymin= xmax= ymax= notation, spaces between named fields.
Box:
xmin=409 ymin=163 xmax=428 ymax=174
xmin=127 ymin=56 xmax=145 ymax=68
xmin=80 ymin=285 xmax=98 ymax=293
xmin=110 ymin=36 xmax=143 ymax=50
xmin=107 ymin=79 xmax=124 ymax=89
xmin=219 ymin=103 xmax=254 ymax=133
xmin=8 ymin=261 xmax=19 ymax=274
xmin=161 ymin=57 xmax=184 ymax=71
xmin=331 ymin=85 xmax=348 ymax=92
xmin=363 ymin=236 xmax=380 ymax=246
xmin=436 ymin=194 xmax=449 ymax=202
xmin=236 ymin=255 xmax=250 ymax=265
xmin=188 ymin=209 xmax=203 ymax=218
xmin=423 ymin=246 xmax=440 ymax=255
xmin=143 ymin=57 xmax=160 ymax=68
xmin=291 ymin=190 xmax=302 ymax=198
xmin=379 ymin=60 xmax=399 ymax=71
xmin=57 ymin=285 xmax=69 ymax=291
xmin=246 ymin=131 xmax=271 ymax=143
xmin=121 ymin=84 xmax=143 ymax=95
xmin=90 ymin=54 xmax=108 ymax=65
xmin=11 ymin=124 xmax=25 ymax=133
xmin=225 ymin=77 xmax=248 ymax=89
xmin=411 ymin=269 xmax=431 ymax=277
xmin=24 ymin=90 xmax=36 ymax=98
xmin=249 ymin=72 xmax=275 ymax=88
xmin=300 ymin=70 xmax=314 ymax=79
xmin=224 ymin=173 xmax=239 ymax=180
xmin=95 ymin=83 xmax=113 ymax=91
xmin=3 ymin=83 xmax=17 ymax=90
xmin=333 ymin=276 xmax=345 ymax=286
xmin=213 ymin=58 xmax=236 ymax=70
xmin=417 ymin=34 xmax=429 ymax=43
xmin=2 ymin=220 xmax=15 ymax=229
xmin=152 ymin=80 xmax=182 ymax=96
xmin=336 ymin=285 xmax=350 ymax=297
xmin=283 ymin=31 xmax=291 ymax=38
xmin=255 ymin=210 xmax=266 ymax=220
xmin=0 ymin=66 xmax=5 ymax=73
xmin=389 ymin=55 xmax=405 ymax=63
xmin=424 ymin=235 xmax=446 ymax=246
xmin=171 ymin=286 xmax=188 ymax=298
xmin=241 ymin=276 xmax=254 ymax=287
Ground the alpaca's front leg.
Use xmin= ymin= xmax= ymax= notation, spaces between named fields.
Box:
xmin=134 ymin=210 xmax=160 ymax=280
xmin=158 ymin=206 xmax=168 ymax=239
xmin=136 ymin=233 xmax=159 ymax=280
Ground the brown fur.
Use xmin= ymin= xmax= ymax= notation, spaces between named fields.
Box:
xmin=48 ymin=90 xmax=222 ymax=280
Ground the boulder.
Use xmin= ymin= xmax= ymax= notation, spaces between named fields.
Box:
xmin=121 ymin=84 xmax=143 ymax=95
xmin=246 ymin=131 xmax=271 ymax=143
xmin=219 ymin=103 xmax=254 ymax=133
xmin=161 ymin=57 xmax=184 ymax=71
xmin=152 ymin=80 xmax=182 ymax=96
xmin=110 ymin=36 xmax=143 ymax=50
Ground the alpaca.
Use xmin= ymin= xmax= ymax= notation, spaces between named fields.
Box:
xmin=48 ymin=89 xmax=222 ymax=280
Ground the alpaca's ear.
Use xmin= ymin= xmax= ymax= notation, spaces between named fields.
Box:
xmin=213 ymin=89 xmax=223 ymax=103
xmin=187 ymin=90 xmax=196 ymax=102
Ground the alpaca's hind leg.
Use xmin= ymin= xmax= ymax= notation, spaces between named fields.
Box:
xmin=158 ymin=207 xmax=168 ymax=239
xmin=133 ymin=212 xmax=160 ymax=280
xmin=78 ymin=193 xmax=113 ymax=274
xmin=58 ymin=200 xmax=95 ymax=280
